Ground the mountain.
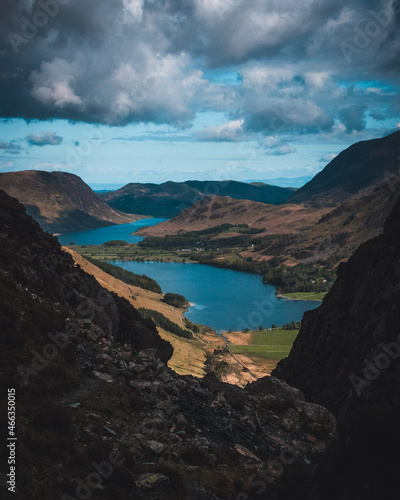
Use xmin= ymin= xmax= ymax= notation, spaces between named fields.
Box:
xmin=0 ymin=170 xmax=137 ymax=233
xmin=288 ymin=130 xmax=400 ymax=205
xmin=246 ymin=176 xmax=313 ymax=188
xmin=274 ymin=196 xmax=400 ymax=499
xmin=102 ymin=179 xmax=295 ymax=218
xmin=136 ymin=195 xmax=329 ymax=238
xmin=137 ymin=132 xmax=400 ymax=266
xmin=0 ymin=188 xmax=336 ymax=499
xmin=262 ymin=177 xmax=400 ymax=263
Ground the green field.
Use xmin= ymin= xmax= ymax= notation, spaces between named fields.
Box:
xmin=281 ymin=292 xmax=327 ymax=301
xmin=230 ymin=329 xmax=298 ymax=360
xmin=71 ymin=244 xmax=197 ymax=263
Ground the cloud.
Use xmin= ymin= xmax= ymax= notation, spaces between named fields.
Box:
xmin=0 ymin=141 xmax=22 ymax=154
xmin=319 ymin=153 xmax=338 ymax=163
xmin=269 ymin=144 xmax=297 ymax=156
xmin=0 ymin=0 xmax=399 ymax=135
xmin=25 ymin=131 xmax=63 ymax=146
xmin=340 ymin=106 xmax=367 ymax=132
xmin=198 ymin=119 xmax=245 ymax=141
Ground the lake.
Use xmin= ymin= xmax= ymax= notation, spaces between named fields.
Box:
xmin=110 ymin=260 xmax=321 ymax=332
xmin=57 ymin=218 xmax=167 ymax=246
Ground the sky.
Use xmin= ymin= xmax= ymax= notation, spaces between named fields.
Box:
xmin=1 ymin=0 xmax=400 ymax=188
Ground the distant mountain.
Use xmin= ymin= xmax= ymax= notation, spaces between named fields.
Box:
xmin=102 ymin=179 xmax=295 ymax=218
xmin=136 ymin=195 xmax=329 ymax=238
xmin=137 ymin=176 xmax=399 ymax=266
xmin=289 ymin=131 xmax=400 ymax=205
xmin=246 ymin=176 xmax=313 ymax=188
xmin=0 ymin=170 xmax=137 ymax=233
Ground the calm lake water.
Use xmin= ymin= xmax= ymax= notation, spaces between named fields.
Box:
xmin=111 ymin=260 xmax=321 ymax=332
xmin=57 ymin=218 xmax=167 ymax=246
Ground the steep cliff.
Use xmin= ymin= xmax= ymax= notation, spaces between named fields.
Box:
xmin=274 ymin=196 xmax=400 ymax=499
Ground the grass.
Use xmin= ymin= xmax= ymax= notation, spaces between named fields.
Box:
xmin=71 ymin=244 xmax=198 ymax=263
xmin=280 ymin=291 xmax=327 ymax=301
xmin=230 ymin=329 xmax=298 ymax=360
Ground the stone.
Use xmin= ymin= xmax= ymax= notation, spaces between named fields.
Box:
xmin=135 ymin=473 xmax=170 ymax=491
xmin=92 ymin=371 xmax=113 ymax=383
xmin=145 ymin=440 xmax=164 ymax=455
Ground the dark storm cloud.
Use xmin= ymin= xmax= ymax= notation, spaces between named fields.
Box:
xmin=0 ymin=0 xmax=400 ymax=132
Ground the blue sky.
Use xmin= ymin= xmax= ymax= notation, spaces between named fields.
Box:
xmin=1 ymin=1 xmax=400 ymax=188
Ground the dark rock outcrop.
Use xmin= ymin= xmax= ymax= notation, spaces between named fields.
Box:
xmin=274 ymin=196 xmax=400 ymax=499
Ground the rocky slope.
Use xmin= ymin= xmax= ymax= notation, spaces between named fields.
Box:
xmin=102 ymin=180 xmax=295 ymax=218
xmin=0 ymin=190 xmax=336 ymax=499
xmin=288 ymin=130 xmax=400 ymax=205
xmin=274 ymin=196 xmax=400 ymax=499
xmin=137 ymin=195 xmax=328 ymax=238
xmin=0 ymin=170 xmax=137 ymax=233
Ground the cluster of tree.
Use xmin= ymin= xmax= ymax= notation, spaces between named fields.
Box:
xmin=162 ymin=292 xmax=189 ymax=308
xmin=82 ymin=256 xmax=162 ymax=293
xmin=102 ymin=240 xmax=129 ymax=247
xmin=271 ymin=321 xmax=302 ymax=330
xmin=137 ymin=307 xmax=192 ymax=339
xmin=262 ymin=263 xmax=336 ymax=293
xmin=204 ymin=352 xmax=230 ymax=381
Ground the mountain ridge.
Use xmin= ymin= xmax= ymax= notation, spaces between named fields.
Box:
xmin=288 ymin=130 xmax=400 ymax=205
xmin=0 ymin=170 xmax=138 ymax=233
xmin=102 ymin=179 xmax=295 ymax=218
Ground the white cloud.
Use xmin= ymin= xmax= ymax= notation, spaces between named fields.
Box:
xmin=198 ymin=119 xmax=245 ymax=141
xmin=26 ymin=131 xmax=63 ymax=147
xmin=30 ymin=58 xmax=84 ymax=109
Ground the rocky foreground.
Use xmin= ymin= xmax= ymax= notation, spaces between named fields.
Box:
xmin=1 ymin=187 xmax=400 ymax=499
xmin=0 ymin=189 xmax=336 ymax=499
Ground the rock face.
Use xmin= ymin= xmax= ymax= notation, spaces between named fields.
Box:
xmin=0 ymin=190 xmax=337 ymax=499
xmin=274 ymin=196 xmax=400 ymax=499
xmin=0 ymin=170 xmax=135 ymax=232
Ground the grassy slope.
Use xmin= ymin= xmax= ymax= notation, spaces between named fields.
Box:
xmin=230 ymin=329 xmax=299 ymax=360
xmin=280 ymin=292 xmax=327 ymax=301
xmin=62 ymin=247 xmax=210 ymax=377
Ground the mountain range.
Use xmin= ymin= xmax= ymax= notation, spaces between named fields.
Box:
xmin=102 ymin=179 xmax=295 ymax=218
xmin=138 ymin=131 xmax=400 ymax=265
xmin=0 ymin=171 xmax=137 ymax=233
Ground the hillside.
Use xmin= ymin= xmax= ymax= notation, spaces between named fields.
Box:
xmin=137 ymin=131 xmax=400 ymax=266
xmin=0 ymin=188 xmax=336 ymax=499
xmin=137 ymin=195 xmax=329 ymax=238
xmin=63 ymin=247 xmax=211 ymax=378
xmin=0 ymin=170 xmax=137 ymax=233
xmin=288 ymin=130 xmax=400 ymax=205
xmin=102 ymin=179 xmax=295 ymax=218
xmin=274 ymin=196 xmax=400 ymax=499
